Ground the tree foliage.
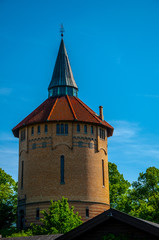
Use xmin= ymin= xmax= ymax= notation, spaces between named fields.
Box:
xmin=0 ymin=168 xmax=17 ymax=233
xmin=129 ymin=167 xmax=159 ymax=222
xmin=109 ymin=163 xmax=159 ymax=223
xmin=108 ymin=162 xmax=131 ymax=209
xmin=30 ymin=197 xmax=82 ymax=235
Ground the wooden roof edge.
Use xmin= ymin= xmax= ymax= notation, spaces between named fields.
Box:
xmin=56 ymin=208 xmax=159 ymax=240
xmin=110 ymin=208 xmax=159 ymax=237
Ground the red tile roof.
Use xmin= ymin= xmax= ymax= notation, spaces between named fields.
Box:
xmin=12 ymin=96 xmax=114 ymax=137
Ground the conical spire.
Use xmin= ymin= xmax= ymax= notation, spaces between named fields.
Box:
xmin=48 ymin=39 xmax=78 ymax=97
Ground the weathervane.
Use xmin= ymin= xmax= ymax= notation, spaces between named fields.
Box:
xmin=60 ymin=24 xmax=65 ymax=38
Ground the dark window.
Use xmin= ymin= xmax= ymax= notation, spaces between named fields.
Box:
xmin=100 ymin=128 xmax=105 ymax=140
xmin=60 ymin=155 xmax=65 ymax=184
xmin=86 ymin=207 xmax=89 ymax=218
xmin=78 ymin=141 xmax=83 ymax=147
xmin=53 ymin=87 xmax=58 ymax=96
xmin=45 ymin=124 xmax=48 ymax=133
xmin=21 ymin=130 xmax=25 ymax=141
xmin=67 ymin=87 xmax=73 ymax=96
xmin=89 ymin=142 xmax=93 ymax=149
xmin=61 ymin=124 xmax=64 ymax=134
xmin=91 ymin=126 xmax=94 ymax=134
xmin=84 ymin=125 xmax=87 ymax=133
xmin=56 ymin=124 xmax=68 ymax=135
xmin=31 ymin=127 xmax=34 ymax=136
xmin=36 ymin=208 xmax=40 ymax=220
xmin=77 ymin=124 xmax=80 ymax=132
xmin=21 ymin=161 xmax=24 ymax=189
xmin=42 ymin=142 xmax=47 ymax=148
xmin=32 ymin=143 xmax=36 ymax=149
xmin=56 ymin=124 xmax=60 ymax=134
xmin=65 ymin=124 xmax=68 ymax=134
xmin=102 ymin=160 xmax=105 ymax=186
xmin=37 ymin=125 xmax=40 ymax=134
xmin=60 ymin=87 xmax=66 ymax=95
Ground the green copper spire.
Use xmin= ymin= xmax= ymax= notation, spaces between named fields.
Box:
xmin=48 ymin=38 xmax=78 ymax=98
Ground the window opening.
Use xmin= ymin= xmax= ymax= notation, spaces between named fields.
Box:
xmin=36 ymin=208 xmax=40 ymax=220
xmin=56 ymin=124 xmax=68 ymax=135
xmin=86 ymin=207 xmax=89 ymax=218
xmin=100 ymin=128 xmax=105 ymax=140
xmin=45 ymin=124 xmax=48 ymax=133
xmin=60 ymin=155 xmax=65 ymax=184
xmin=91 ymin=126 xmax=94 ymax=134
xmin=21 ymin=129 xmax=25 ymax=141
xmin=102 ymin=160 xmax=105 ymax=186
xmin=32 ymin=143 xmax=36 ymax=149
xmin=65 ymin=124 xmax=68 ymax=134
xmin=31 ymin=127 xmax=34 ymax=136
xmin=84 ymin=125 xmax=87 ymax=133
xmin=77 ymin=124 xmax=80 ymax=132
xmin=61 ymin=124 xmax=64 ymax=134
xmin=37 ymin=125 xmax=40 ymax=134
xmin=21 ymin=161 xmax=24 ymax=189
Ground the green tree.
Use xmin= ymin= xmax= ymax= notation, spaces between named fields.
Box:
xmin=108 ymin=162 xmax=131 ymax=210
xmin=129 ymin=167 xmax=159 ymax=222
xmin=0 ymin=168 xmax=17 ymax=235
xmin=30 ymin=197 xmax=82 ymax=235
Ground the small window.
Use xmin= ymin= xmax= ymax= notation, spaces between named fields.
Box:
xmin=60 ymin=155 xmax=65 ymax=184
xmin=42 ymin=142 xmax=47 ymax=148
xmin=56 ymin=124 xmax=60 ymax=134
xmin=100 ymin=128 xmax=105 ymax=140
xmin=31 ymin=127 xmax=34 ymax=136
xmin=21 ymin=161 xmax=24 ymax=189
xmin=61 ymin=124 xmax=64 ymax=134
xmin=89 ymin=142 xmax=93 ymax=149
xmin=45 ymin=124 xmax=48 ymax=133
xmin=56 ymin=124 xmax=68 ymax=135
xmin=21 ymin=129 xmax=25 ymax=141
xmin=102 ymin=160 xmax=105 ymax=186
xmin=37 ymin=125 xmax=40 ymax=134
xmin=78 ymin=141 xmax=83 ymax=147
xmin=77 ymin=124 xmax=80 ymax=132
xmin=32 ymin=143 xmax=36 ymax=149
xmin=84 ymin=125 xmax=87 ymax=134
xmin=91 ymin=126 xmax=94 ymax=134
xmin=36 ymin=208 xmax=40 ymax=220
xmin=65 ymin=124 xmax=68 ymax=134
xmin=86 ymin=207 xmax=89 ymax=218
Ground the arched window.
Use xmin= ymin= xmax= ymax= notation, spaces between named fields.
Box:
xmin=21 ymin=161 xmax=24 ymax=189
xmin=102 ymin=160 xmax=105 ymax=186
xmin=60 ymin=155 xmax=65 ymax=184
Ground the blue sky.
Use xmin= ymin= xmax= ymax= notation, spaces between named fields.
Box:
xmin=0 ymin=0 xmax=159 ymax=183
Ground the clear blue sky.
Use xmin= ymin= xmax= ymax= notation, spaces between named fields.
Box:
xmin=0 ymin=0 xmax=159 ymax=183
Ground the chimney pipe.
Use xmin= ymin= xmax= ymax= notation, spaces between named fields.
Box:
xmin=99 ymin=106 xmax=104 ymax=120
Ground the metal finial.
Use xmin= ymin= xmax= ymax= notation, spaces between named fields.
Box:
xmin=60 ymin=24 xmax=65 ymax=38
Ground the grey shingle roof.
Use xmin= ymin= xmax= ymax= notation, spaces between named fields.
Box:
xmin=48 ymin=39 xmax=78 ymax=90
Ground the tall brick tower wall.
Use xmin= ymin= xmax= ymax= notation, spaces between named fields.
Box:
xmin=13 ymin=37 xmax=114 ymax=229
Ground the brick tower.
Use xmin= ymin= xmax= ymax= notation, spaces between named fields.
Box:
xmin=12 ymin=35 xmax=114 ymax=229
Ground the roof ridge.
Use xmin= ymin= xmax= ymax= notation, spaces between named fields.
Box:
xmin=66 ymin=95 xmax=77 ymax=120
xmin=74 ymin=97 xmax=101 ymax=123
xmin=47 ymin=98 xmax=58 ymax=120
